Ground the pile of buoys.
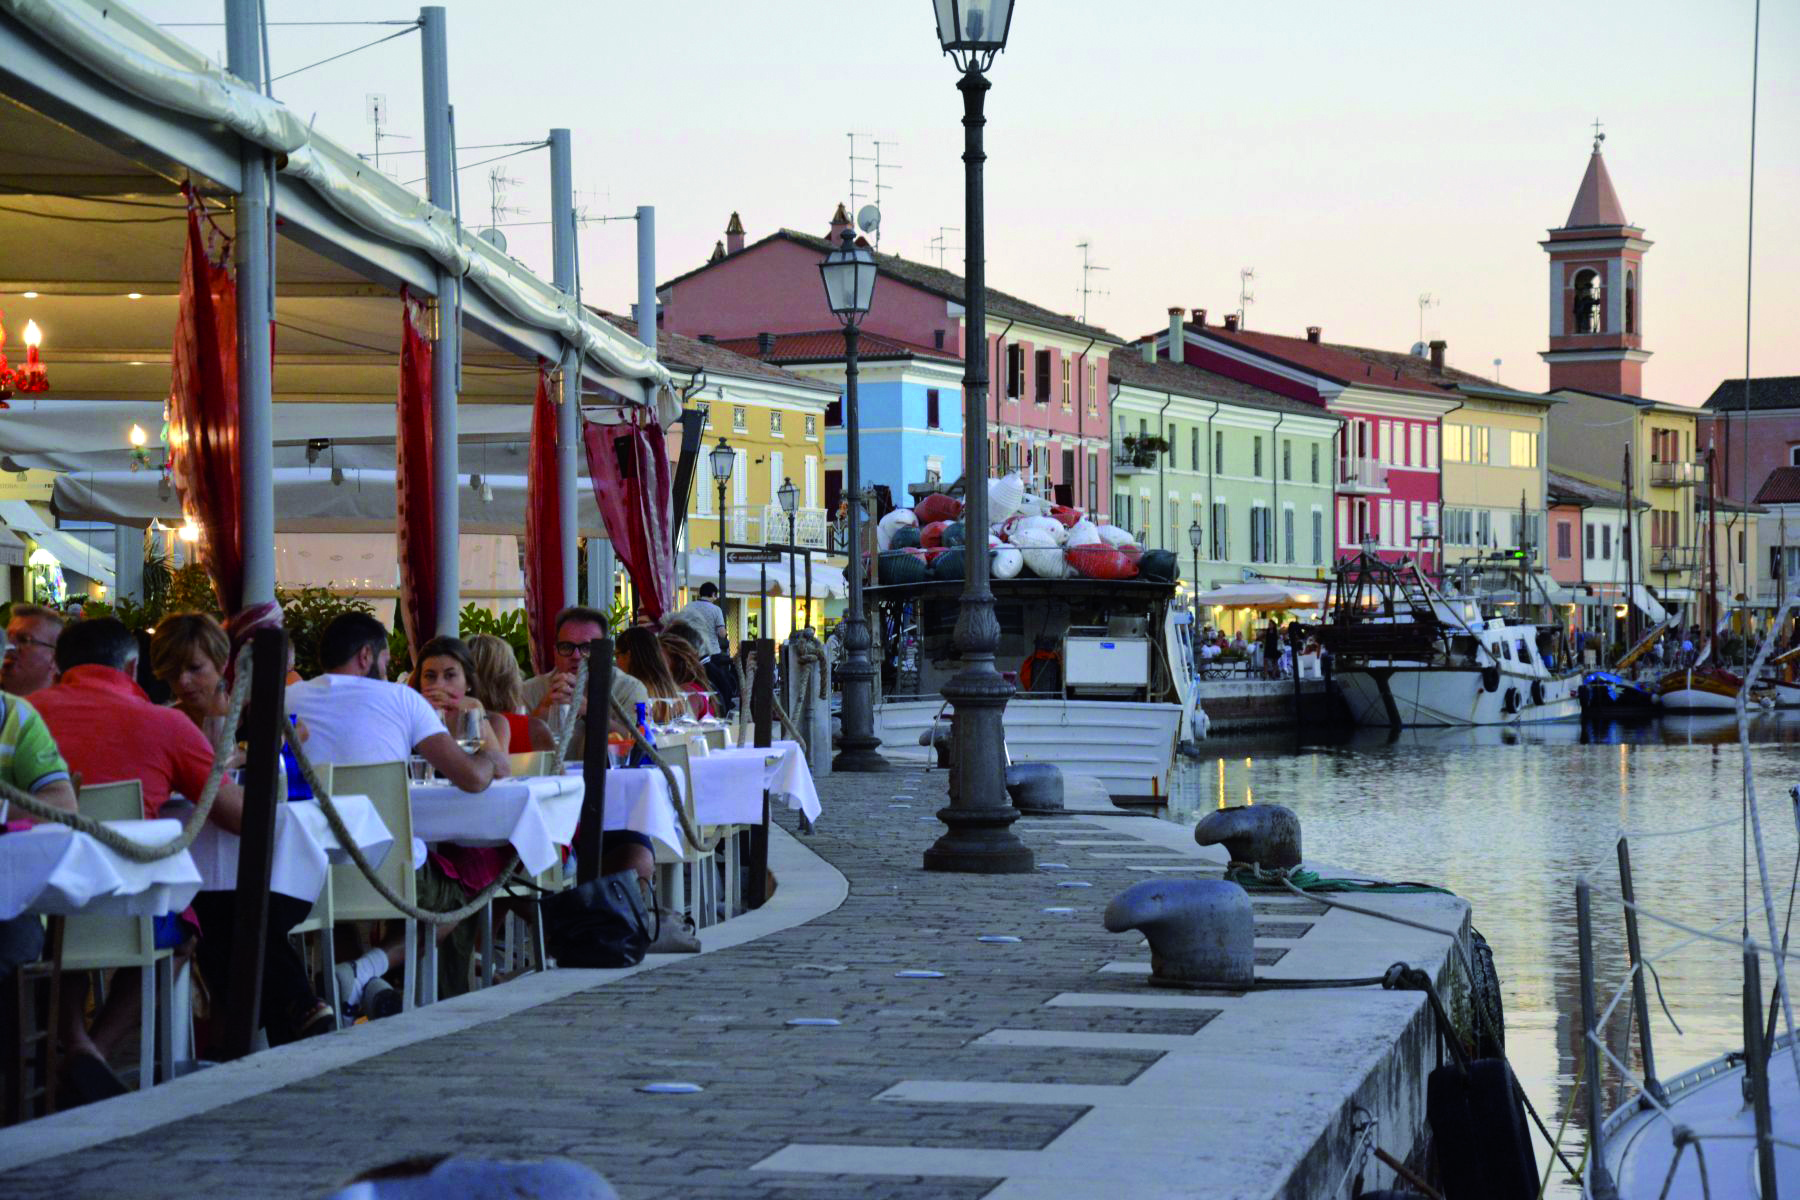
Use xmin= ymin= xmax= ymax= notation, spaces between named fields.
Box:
xmin=871 ymin=471 xmax=1175 ymax=584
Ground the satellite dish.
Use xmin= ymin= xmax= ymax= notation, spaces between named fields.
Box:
xmin=478 ymin=226 xmax=508 ymax=254
xmin=1409 ymin=341 xmax=1429 ymax=358
xmin=856 ymin=204 xmax=881 ymax=235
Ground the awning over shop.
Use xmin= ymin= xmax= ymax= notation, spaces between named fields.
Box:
xmin=0 ymin=499 xmax=113 ymax=587
xmin=1587 ymin=583 xmax=1669 ymax=624
xmin=680 ymin=550 xmax=848 ymax=600
xmin=0 ymin=525 xmax=26 ymax=568
xmin=1193 ymin=581 xmax=1322 ymax=610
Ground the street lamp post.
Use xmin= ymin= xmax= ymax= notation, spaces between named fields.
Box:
xmin=924 ymin=0 xmax=1031 ymax=872
xmin=1188 ymin=519 xmax=1204 ymax=660
xmin=777 ymin=476 xmax=799 ymax=636
xmin=710 ymin=437 xmax=735 ymax=640
xmin=819 ymin=228 xmax=889 ymax=771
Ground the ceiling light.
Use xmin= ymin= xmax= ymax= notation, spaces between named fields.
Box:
xmin=20 ymin=292 xmax=36 ymax=299
xmin=126 ymin=292 xmax=144 ymax=300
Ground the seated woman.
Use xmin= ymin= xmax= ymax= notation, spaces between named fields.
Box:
xmin=149 ymin=612 xmax=231 ymax=728
xmin=465 ymin=633 xmax=532 ymax=753
xmin=657 ymin=631 xmax=717 ymax=719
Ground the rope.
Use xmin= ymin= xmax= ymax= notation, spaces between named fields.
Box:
xmin=281 ymin=719 xmax=521 ymax=926
xmin=0 ymin=644 xmax=255 ymax=860
xmin=1226 ymin=862 xmax=1452 ymax=895
xmin=731 ymin=648 xmax=811 ymax=759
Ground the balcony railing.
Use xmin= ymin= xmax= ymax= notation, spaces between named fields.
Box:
xmin=1112 ymin=448 xmax=1156 ymax=473
xmin=1336 ymin=458 xmax=1390 ymax=493
xmin=761 ymin=504 xmax=830 ymax=549
xmin=1649 ymin=545 xmax=1701 ymax=573
xmin=1649 ymin=460 xmax=1706 ymax=487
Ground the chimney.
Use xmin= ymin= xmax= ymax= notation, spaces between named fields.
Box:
xmin=1306 ymin=325 xmax=1322 ymax=344
xmin=1429 ymin=339 xmax=1447 ymax=372
xmin=757 ymin=332 xmax=776 ymax=354
xmin=697 ymin=333 xmax=717 ymax=344
xmin=1166 ymin=307 xmax=1185 ymax=359
xmin=829 ymin=201 xmax=851 ymax=241
xmin=724 ymin=211 xmax=745 ymax=255
xmin=708 ymin=240 xmax=726 ymax=263
xmin=1141 ymin=339 xmax=1155 ymax=364
xmin=1223 ymin=313 xmax=1240 ymax=332
xmin=1192 ymin=308 xmax=1206 ymax=327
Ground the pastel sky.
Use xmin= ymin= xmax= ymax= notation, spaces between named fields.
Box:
xmin=142 ymin=0 xmax=1796 ymax=407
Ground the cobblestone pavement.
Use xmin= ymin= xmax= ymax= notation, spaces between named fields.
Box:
xmin=0 ymin=767 xmax=1320 ymax=1200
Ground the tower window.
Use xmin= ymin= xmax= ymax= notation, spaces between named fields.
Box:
xmin=1573 ymin=268 xmax=1603 ymax=334
xmin=1625 ymin=269 xmax=1637 ymax=335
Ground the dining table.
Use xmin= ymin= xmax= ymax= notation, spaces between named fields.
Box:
xmin=0 ymin=818 xmax=203 ymax=919
xmin=407 ymin=774 xmax=583 ymax=876
xmin=165 ymin=793 xmax=395 ymax=904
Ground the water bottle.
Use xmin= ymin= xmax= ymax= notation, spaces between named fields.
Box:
xmin=631 ymin=701 xmax=655 ymax=768
xmin=281 ymin=713 xmax=312 ymax=800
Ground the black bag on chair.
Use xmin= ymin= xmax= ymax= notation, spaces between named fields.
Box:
xmin=542 ymin=870 xmax=658 ymax=969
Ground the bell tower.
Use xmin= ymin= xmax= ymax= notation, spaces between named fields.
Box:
xmin=1540 ymin=128 xmax=1652 ymax=396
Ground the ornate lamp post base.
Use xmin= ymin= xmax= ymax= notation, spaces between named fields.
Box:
xmin=832 ymin=658 xmax=889 ymax=772
xmin=924 ymin=656 xmax=1033 ymax=874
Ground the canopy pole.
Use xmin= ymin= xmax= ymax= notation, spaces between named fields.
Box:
xmin=549 ymin=129 xmax=580 ymax=608
xmin=226 ymin=0 xmax=275 ymax=612
xmin=421 ymin=6 xmax=459 ymax=635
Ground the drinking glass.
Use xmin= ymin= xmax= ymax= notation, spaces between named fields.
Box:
xmin=457 ymin=709 xmax=484 ymax=754
xmin=546 ymin=702 xmax=572 ymax=745
xmin=407 ymin=755 xmax=433 ymax=785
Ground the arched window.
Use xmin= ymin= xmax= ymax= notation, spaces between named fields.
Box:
xmin=1624 ymin=269 xmax=1637 ymax=335
xmin=1573 ymin=268 xmax=1603 ymax=334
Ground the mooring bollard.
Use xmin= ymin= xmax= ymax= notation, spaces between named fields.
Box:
xmin=1005 ymin=762 xmax=1064 ymax=813
xmin=1195 ymin=803 xmax=1302 ymax=871
xmin=1103 ymin=879 xmax=1255 ymax=987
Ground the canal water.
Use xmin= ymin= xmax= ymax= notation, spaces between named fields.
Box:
xmin=1165 ymin=712 xmax=1800 ymax=1187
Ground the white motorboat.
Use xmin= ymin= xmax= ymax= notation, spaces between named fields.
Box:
xmin=865 ymin=576 xmax=1187 ymax=804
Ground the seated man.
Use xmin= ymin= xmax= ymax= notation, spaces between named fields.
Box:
xmin=2 ymin=603 xmax=65 ymax=698
xmin=34 ymin=618 xmax=332 ymax=1088
xmin=286 ymin=612 xmax=509 ymax=1006
xmin=0 ymin=684 xmax=76 ymax=1019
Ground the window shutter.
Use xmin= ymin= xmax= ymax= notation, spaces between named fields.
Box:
xmin=1034 ymin=349 xmax=1052 ymax=403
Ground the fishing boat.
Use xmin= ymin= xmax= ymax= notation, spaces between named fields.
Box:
xmin=864 ymin=575 xmax=1188 ymax=804
xmin=1578 ymin=670 xmax=1657 ymax=717
xmin=1655 ymin=663 xmax=1761 ymax=712
xmin=1311 ymin=549 xmax=1581 ymax=727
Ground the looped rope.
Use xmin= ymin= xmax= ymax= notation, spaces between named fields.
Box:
xmin=730 ymin=644 xmax=813 ymax=759
xmin=281 ymin=719 xmax=521 ymax=926
xmin=0 ymin=642 xmax=256 ymax=861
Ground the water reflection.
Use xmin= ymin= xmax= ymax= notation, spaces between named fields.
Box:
xmin=1165 ymin=716 xmax=1800 ymax=1190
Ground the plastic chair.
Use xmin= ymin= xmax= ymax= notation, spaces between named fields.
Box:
xmin=3 ymin=916 xmax=62 ymax=1124
xmin=284 ymin=763 xmax=340 ymax=1022
xmin=326 ymin=763 xmax=427 ymax=1010
xmin=649 ymin=740 xmax=713 ymax=927
xmin=506 ymin=751 xmax=554 ymax=777
xmin=62 ymin=780 xmax=172 ymax=1091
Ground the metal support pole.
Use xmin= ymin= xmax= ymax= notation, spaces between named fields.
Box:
xmin=1576 ymin=878 xmax=1620 ymax=1199
xmin=226 ymin=0 xmax=275 ymax=612
xmin=835 ymin=325 xmax=888 ymax=771
xmin=927 ymin=65 xmax=1032 ymax=872
xmin=576 ymin=637 xmax=615 ymax=885
xmin=1743 ymin=941 xmax=1780 ymax=1199
xmin=717 ymin=477 xmax=730 ymax=641
xmin=745 ymin=637 xmax=774 ymax=908
xmin=217 ymin=626 xmax=286 ymax=1059
xmin=1615 ymin=838 xmax=1666 ymax=1104
xmin=420 ymin=6 xmax=459 ymax=635
xmin=549 ymin=128 xmax=581 ymax=607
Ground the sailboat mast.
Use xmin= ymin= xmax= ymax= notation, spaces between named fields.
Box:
xmin=1623 ymin=443 xmax=1637 ymax=650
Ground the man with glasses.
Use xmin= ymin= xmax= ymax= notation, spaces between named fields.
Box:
xmin=523 ymin=606 xmax=648 ymax=759
xmin=2 ymin=603 xmax=65 ymax=697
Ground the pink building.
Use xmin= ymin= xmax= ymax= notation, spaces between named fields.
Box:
xmin=1702 ymin=376 xmax=1800 ymax=505
xmin=1147 ymin=314 xmax=1468 ymax=573
xmin=659 ymin=208 xmax=1124 ymax=514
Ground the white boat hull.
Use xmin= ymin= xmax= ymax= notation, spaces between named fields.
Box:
xmin=1657 ymin=687 xmax=1740 ymax=712
xmin=873 ymin=697 xmax=1182 ymax=803
xmin=1335 ymin=667 xmax=1582 ymax=727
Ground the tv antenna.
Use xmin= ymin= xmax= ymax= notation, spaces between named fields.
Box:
xmin=1492 ymin=357 xmax=1503 ymax=383
xmin=1077 ymin=241 xmax=1110 ymax=325
xmin=872 ymin=140 xmax=901 ymax=245
xmin=482 ymin=167 xmax=527 ymax=251
xmin=364 ymin=93 xmax=409 ymax=177
xmin=1417 ymin=292 xmax=1440 ymax=343
xmin=847 ymin=132 xmax=875 ymax=215
xmin=927 ymin=226 xmax=962 ymax=269
xmin=1238 ymin=268 xmax=1256 ymax=329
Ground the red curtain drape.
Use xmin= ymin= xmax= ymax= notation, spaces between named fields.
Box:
xmin=583 ymin=410 xmax=675 ymax=622
xmin=523 ymin=365 xmax=564 ymax=676
xmin=395 ymin=291 xmax=437 ymax=657
xmin=169 ymin=194 xmax=277 ymax=636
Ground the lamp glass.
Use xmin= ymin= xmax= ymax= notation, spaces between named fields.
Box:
xmin=777 ymin=477 xmax=798 ymax=515
xmin=1187 ymin=520 xmax=1203 ymax=549
xmin=709 ymin=437 xmax=735 ymax=481
xmin=932 ymin=0 xmax=1014 ymax=55
xmin=818 ymin=232 xmax=877 ymax=319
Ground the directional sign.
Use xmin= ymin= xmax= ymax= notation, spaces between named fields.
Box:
xmin=727 ymin=550 xmax=782 ymax=564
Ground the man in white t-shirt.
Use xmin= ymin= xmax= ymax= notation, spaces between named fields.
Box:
xmin=668 ymin=583 xmax=727 ymax=657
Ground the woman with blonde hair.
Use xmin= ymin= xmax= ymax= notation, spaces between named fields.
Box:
xmin=149 ymin=611 xmax=231 ymax=729
xmin=465 ymin=633 xmax=533 ymax=752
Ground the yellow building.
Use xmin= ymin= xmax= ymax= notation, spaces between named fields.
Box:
xmin=1438 ymin=385 xmax=1558 ymax=578
xmin=649 ymin=327 xmax=841 ymax=645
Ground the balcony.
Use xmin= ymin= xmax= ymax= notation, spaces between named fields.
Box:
xmin=1336 ymin=457 xmax=1390 ymax=494
xmin=762 ymin=504 xmax=830 ymax=550
xmin=1112 ymin=435 xmax=1166 ymax=475
xmin=1649 ymin=460 xmax=1706 ymax=488
xmin=1649 ymin=545 xmax=1701 ymax=574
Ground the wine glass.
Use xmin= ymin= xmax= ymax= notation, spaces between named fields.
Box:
xmin=546 ymin=702 xmax=572 ymax=746
xmin=456 ymin=709 xmax=484 ymax=754
xmin=686 ymin=691 xmax=712 ymax=727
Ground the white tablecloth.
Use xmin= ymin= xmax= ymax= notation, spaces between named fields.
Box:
xmin=705 ymin=739 xmax=822 ymax=823
xmin=0 ymin=819 xmax=203 ymax=919
xmin=170 ymin=795 xmax=394 ymax=904
xmin=409 ymin=775 xmax=582 ymax=876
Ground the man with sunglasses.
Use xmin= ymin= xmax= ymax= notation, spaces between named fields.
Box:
xmin=3 ymin=604 xmax=65 ymax=697
xmin=523 ymin=606 xmax=648 ymax=760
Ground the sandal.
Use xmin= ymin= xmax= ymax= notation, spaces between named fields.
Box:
xmin=292 ymin=1000 xmax=337 ymax=1041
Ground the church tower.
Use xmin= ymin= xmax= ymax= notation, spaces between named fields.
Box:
xmin=1540 ymin=133 xmax=1652 ymax=396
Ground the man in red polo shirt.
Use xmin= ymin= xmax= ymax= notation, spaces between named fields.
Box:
xmin=36 ymin=619 xmax=330 ymax=1091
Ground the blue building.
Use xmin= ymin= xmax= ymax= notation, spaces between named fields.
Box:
xmin=715 ymin=331 xmax=965 ymax=509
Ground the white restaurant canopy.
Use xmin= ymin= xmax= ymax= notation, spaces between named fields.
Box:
xmin=680 ymin=549 xmax=848 ymax=601
xmin=1193 ymin=582 xmax=1322 ymax=610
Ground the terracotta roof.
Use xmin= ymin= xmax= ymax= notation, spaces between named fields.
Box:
xmin=712 ymin=329 xmax=959 ymax=366
xmin=1755 ymin=467 xmax=1800 ymax=505
xmin=594 ymin=312 xmax=837 ymax=394
xmin=1193 ymin=324 xmax=1505 ymax=398
xmin=1547 ymin=469 xmax=1647 ymax=510
xmin=1701 ymin=376 xmax=1800 ymax=412
xmin=662 ymin=228 xmax=1124 ymax=343
xmin=1108 ymin=349 xmax=1339 ymax=421
xmin=1564 ymin=150 xmax=1629 ymax=229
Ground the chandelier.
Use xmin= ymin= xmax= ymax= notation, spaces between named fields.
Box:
xmin=0 ymin=311 xmax=49 ymax=406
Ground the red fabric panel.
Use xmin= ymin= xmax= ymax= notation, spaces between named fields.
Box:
xmin=395 ymin=291 xmax=437 ymax=656
xmin=582 ymin=412 xmax=675 ymax=622
xmin=523 ymin=366 xmax=564 ymax=677
xmin=170 ymin=196 xmax=273 ymax=636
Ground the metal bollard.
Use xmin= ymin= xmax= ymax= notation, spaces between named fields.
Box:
xmin=1103 ymin=878 xmax=1255 ymax=987
xmin=1195 ymin=804 xmax=1302 ymax=871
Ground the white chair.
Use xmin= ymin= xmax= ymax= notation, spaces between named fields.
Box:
xmin=62 ymin=780 xmax=172 ymax=1091
xmin=284 ymin=763 xmax=339 ymax=1022
xmin=650 ymin=740 xmax=715 ymax=928
xmin=327 ymin=763 xmax=428 ymax=1009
